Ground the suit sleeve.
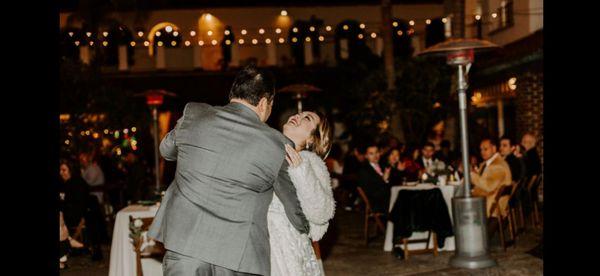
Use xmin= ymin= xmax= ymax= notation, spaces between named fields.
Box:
xmin=159 ymin=106 xmax=187 ymax=161
xmin=470 ymin=165 xmax=506 ymax=194
xmin=273 ymin=160 xmax=310 ymax=234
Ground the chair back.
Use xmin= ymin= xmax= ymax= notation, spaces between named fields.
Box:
xmin=489 ymin=183 xmax=514 ymax=218
xmin=129 ymin=216 xmax=166 ymax=276
xmin=356 ymin=187 xmax=373 ymax=213
xmin=528 ymin=174 xmax=543 ymax=200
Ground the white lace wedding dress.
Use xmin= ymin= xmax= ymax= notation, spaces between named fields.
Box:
xmin=268 ymin=150 xmax=336 ymax=276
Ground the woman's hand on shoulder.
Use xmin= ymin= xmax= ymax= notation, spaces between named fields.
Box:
xmin=285 ymin=144 xmax=303 ymax=168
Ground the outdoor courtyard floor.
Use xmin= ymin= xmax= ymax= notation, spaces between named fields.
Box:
xmin=61 ymin=208 xmax=543 ymax=276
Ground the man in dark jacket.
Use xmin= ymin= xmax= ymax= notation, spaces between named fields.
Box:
xmin=521 ymin=133 xmax=542 ymax=178
xmin=499 ymin=136 xmax=526 ymax=182
xmin=357 ymin=143 xmax=391 ymax=214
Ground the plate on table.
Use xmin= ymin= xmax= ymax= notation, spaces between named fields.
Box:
xmin=404 ymin=181 xmax=419 ymax=186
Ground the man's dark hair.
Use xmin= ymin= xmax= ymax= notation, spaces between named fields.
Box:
xmin=499 ymin=135 xmax=513 ymax=146
xmin=481 ymin=137 xmax=498 ymax=147
xmin=229 ymin=65 xmax=276 ymax=106
xmin=358 ymin=140 xmax=378 ymax=155
xmin=423 ymin=142 xmax=435 ymax=149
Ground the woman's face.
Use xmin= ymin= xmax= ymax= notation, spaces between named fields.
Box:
xmin=60 ymin=164 xmax=71 ymax=182
xmin=388 ymin=149 xmax=400 ymax=164
xmin=283 ymin=112 xmax=320 ymax=148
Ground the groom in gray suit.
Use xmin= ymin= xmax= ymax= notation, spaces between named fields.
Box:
xmin=148 ymin=65 xmax=309 ymax=275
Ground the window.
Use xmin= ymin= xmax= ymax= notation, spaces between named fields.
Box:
xmin=490 ymin=0 xmax=514 ymax=34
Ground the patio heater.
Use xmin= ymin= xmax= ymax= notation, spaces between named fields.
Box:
xmin=419 ymin=38 xmax=499 ymax=269
xmin=134 ymin=89 xmax=176 ymax=196
xmin=278 ymin=84 xmax=323 ymax=113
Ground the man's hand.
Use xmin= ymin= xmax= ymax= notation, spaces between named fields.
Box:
xmin=285 ymin=144 xmax=303 ymax=168
xmin=383 ymin=167 xmax=391 ymax=183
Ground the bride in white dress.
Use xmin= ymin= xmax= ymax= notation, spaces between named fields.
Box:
xmin=268 ymin=111 xmax=336 ymax=276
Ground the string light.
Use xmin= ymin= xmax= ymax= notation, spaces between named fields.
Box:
xmin=281 ymin=10 xmax=288 ymax=16
xmin=359 ymin=23 xmax=366 ymax=29
xmin=123 ymin=128 xmax=129 ymax=134
xmin=144 ymin=41 xmax=150 ymax=47
xmin=165 ymin=26 xmax=173 ymax=33
xmin=426 ymin=19 xmax=431 ymax=24
xmin=173 ymin=31 xmax=179 ymax=37
xmin=275 ymin=28 xmax=282 ymax=34
xmin=238 ymin=39 xmax=245 ymax=44
xmin=259 ymin=28 xmax=265 ymax=34
xmin=442 ymin=17 xmax=448 ymax=23
xmin=102 ymin=41 xmax=108 ymax=46
xmin=184 ymin=40 xmax=191 ymax=46
xmin=211 ymin=39 xmax=218 ymax=45
xmin=241 ymin=29 xmax=247 ymax=35
xmin=292 ymin=37 xmax=298 ymax=43
xmin=68 ymin=32 xmax=74 ymax=37
xmin=74 ymin=41 xmax=80 ymax=46
xmin=371 ymin=32 xmax=377 ymax=38
xmin=393 ymin=22 xmax=398 ymax=27
xmin=292 ymin=27 xmax=298 ymax=33
xmin=278 ymin=37 xmax=285 ymax=43
xmin=397 ymin=30 xmax=403 ymax=36
xmin=225 ymin=40 xmax=231 ymax=45
xmin=89 ymin=41 xmax=94 ymax=46
xmin=86 ymin=32 xmax=92 ymax=37
xmin=102 ymin=31 xmax=108 ymax=37
xmin=492 ymin=13 xmax=498 ymax=18
xmin=305 ymin=37 xmax=311 ymax=42
xmin=318 ymin=36 xmax=325 ymax=41
xmin=171 ymin=41 xmax=177 ymax=46
xmin=357 ymin=34 xmax=363 ymax=39
xmin=65 ymin=140 xmax=70 ymax=145
xmin=325 ymin=26 xmax=332 ymax=31
xmin=224 ymin=30 xmax=231 ymax=35
xmin=343 ymin=25 xmax=349 ymax=30
xmin=157 ymin=41 xmax=164 ymax=47
xmin=137 ymin=31 xmax=144 ymax=37
xmin=309 ymin=26 xmax=315 ymax=32
xmin=207 ymin=30 xmax=213 ymax=36
xmin=131 ymin=127 xmax=137 ymax=132
xmin=409 ymin=20 xmax=415 ymax=26
xmin=252 ymin=39 xmax=258 ymax=45
xmin=155 ymin=31 xmax=161 ymax=37
xmin=190 ymin=31 xmax=196 ymax=36
xmin=130 ymin=41 xmax=136 ymax=47
xmin=475 ymin=14 xmax=482 ymax=20
xmin=199 ymin=40 xmax=205 ymax=46
xmin=265 ymin=38 xmax=271 ymax=44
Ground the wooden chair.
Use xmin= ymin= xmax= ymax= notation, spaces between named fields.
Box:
xmin=508 ymin=179 xmax=524 ymax=240
xmin=400 ymin=231 xmax=438 ymax=260
xmin=356 ymin=187 xmax=386 ymax=245
xmin=516 ymin=175 xmax=537 ymax=231
xmin=527 ymin=174 xmax=543 ymax=228
xmin=488 ymin=183 xmax=516 ymax=251
xmin=129 ymin=216 xmax=166 ymax=276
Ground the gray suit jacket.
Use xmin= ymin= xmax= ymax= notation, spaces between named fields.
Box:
xmin=148 ymin=102 xmax=309 ymax=275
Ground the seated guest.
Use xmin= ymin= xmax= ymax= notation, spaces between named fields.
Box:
xmin=470 ymin=138 xmax=513 ymax=218
xmin=340 ymin=143 xmax=366 ymax=211
xmin=521 ymin=133 xmax=542 ymax=178
xmin=416 ymin=142 xmax=444 ymax=174
xmin=358 ymin=143 xmax=391 ymax=213
xmin=380 ymin=148 xmax=406 ymax=186
xmin=59 ymin=159 xmax=90 ymax=235
xmin=499 ymin=136 xmax=526 ymax=182
xmin=79 ymin=152 xmax=106 ymax=204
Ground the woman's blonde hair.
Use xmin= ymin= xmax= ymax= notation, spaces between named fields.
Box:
xmin=306 ymin=111 xmax=333 ymax=159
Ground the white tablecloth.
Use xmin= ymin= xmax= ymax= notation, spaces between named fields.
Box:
xmin=383 ymin=184 xmax=459 ymax=252
xmin=109 ymin=204 xmax=162 ymax=276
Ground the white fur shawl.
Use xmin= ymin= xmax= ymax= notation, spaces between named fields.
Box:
xmin=287 ymin=151 xmax=336 ymax=241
